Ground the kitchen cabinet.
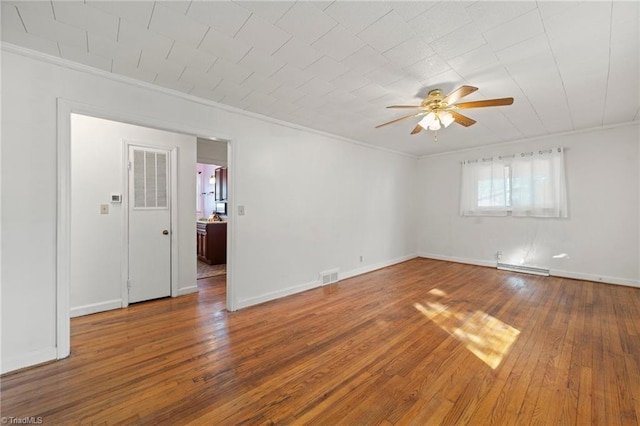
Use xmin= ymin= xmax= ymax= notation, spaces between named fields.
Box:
xmin=197 ymin=221 xmax=227 ymax=265
xmin=215 ymin=167 xmax=227 ymax=201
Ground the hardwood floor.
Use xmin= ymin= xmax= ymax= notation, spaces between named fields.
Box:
xmin=2 ymin=258 xmax=639 ymax=425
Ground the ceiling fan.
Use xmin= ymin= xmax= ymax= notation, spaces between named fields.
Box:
xmin=375 ymin=86 xmax=514 ymax=139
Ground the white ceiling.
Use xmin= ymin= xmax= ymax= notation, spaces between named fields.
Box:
xmin=2 ymin=0 xmax=639 ymax=156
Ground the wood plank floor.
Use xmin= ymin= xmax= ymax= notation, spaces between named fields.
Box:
xmin=2 ymin=258 xmax=639 ymax=425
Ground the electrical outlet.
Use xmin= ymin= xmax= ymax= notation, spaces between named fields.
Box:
xmin=100 ymin=204 xmax=109 ymax=214
xmin=238 ymin=205 xmax=245 ymax=216
xmin=496 ymin=251 xmax=502 ymax=260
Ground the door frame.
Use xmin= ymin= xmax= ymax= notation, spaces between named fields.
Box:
xmin=57 ymin=98 xmax=238 ymax=360
xmin=122 ymin=141 xmax=179 ymax=307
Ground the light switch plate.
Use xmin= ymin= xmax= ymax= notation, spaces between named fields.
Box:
xmin=238 ymin=205 xmax=245 ymax=216
xmin=100 ymin=204 xmax=109 ymax=214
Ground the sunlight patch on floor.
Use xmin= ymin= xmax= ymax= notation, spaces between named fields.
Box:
xmin=415 ymin=290 xmax=520 ymax=369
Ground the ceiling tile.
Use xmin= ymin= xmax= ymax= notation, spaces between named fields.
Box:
xmin=270 ymin=85 xmax=306 ymax=103
xmin=239 ymin=48 xmax=286 ymax=77
xmin=117 ymin=20 xmax=173 ymax=57
xmin=179 ymin=67 xmax=223 ymax=90
xmin=403 ymin=55 xmax=451 ymax=81
xmin=305 ymin=56 xmax=349 ymax=81
xmin=236 ymin=1 xmax=295 ymax=25
xmin=86 ymin=1 xmax=154 ymax=27
xmin=275 ymin=2 xmax=337 ymax=45
xmin=242 ymin=72 xmax=282 ymax=94
xmin=5 ymin=0 xmax=55 ymax=19
xmin=58 ymin=43 xmax=112 ymax=72
xmin=167 ymin=42 xmax=217 ymax=73
xmin=465 ymin=1 xmax=537 ymax=32
xmin=297 ymin=78 xmax=336 ymax=97
xmin=160 ymin=1 xmax=191 ymax=15
xmin=111 ymin=55 xmax=156 ymax=83
xmin=52 ymin=1 xmax=119 ymax=40
xmin=312 ymin=25 xmax=365 ymax=62
xmin=187 ymin=1 xmax=250 ymax=38
xmin=357 ymin=10 xmax=414 ymax=53
xmin=323 ymin=1 xmax=393 ymax=34
xmin=19 ymin=6 xmax=86 ymax=49
xmin=382 ymin=37 xmax=435 ymax=69
xmin=139 ymin=51 xmax=185 ymax=80
xmin=483 ymin=9 xmax=544 ymax=52
xmin=234 ymin=13 xmax=291 ymax=54
xmin=340 ymin=46 xmax=390 ymax=75
xmin=387 ymin=1 xmax=436 ymax=23
xmin=408 ymin=2 xmax=472 ymax=44
xmin=351 ymin=82 xmax=389 ymax=102
xmin=271 ymin=64 xmax=314 ymax=88
xmin=212 ymin=79 xmax=252 ymax=100
xmin=273 ymin=38 xmax=323 ymax=70
xmin=154 ymin=72 xmax=195 ymax=93
xmin=329 ymin=71 xmax=371 ymax=92
xmin=210 ymin=57 xmax=252 ymax=84
xmin=198 ymin=28 xmax=251 ymax=63
xmin=1 ymin=27 xmax=60 ymax=57
xmin=430 ymin=22 xmax=486 ymax=61
xmin=363 ymin=64 xmax=404 ymax=86
xmin=447 ymin=45 xmax=501 ymax=79
xmin=243 ymin=91 xmax=278 ymax=110
xmin=189 ymin=85 xmax=226 ymax=103
xmin=88 ymin=32 xmax=141 ymax=61
xmin=149 ymin=3 xmax=209 ymax=47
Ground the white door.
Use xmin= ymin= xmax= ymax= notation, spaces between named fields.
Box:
xmin=128 ymin=145 xmax=172 ymax=303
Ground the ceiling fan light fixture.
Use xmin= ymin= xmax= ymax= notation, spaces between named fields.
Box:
xmin=428 ymin=120 xmax=441 ymax=131
xmin=418 ymin=112 xmax=437 ymax=128
xmin=439 ymin=111 xmax=454 ymax=127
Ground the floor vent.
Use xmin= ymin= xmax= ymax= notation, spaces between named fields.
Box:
xmin=320 ymin=269 xmax=339 ymax=285
xmin=497 ymin=263 xmax=550 ymax=276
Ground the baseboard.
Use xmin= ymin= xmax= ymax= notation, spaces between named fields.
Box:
xmin=550 ymin=269 xmax=640 ymax=288
xmin=70 ymin=299 xmax=122 ymax=318
xmin=236 ymin=253 xmax=419 ymax=310
xmin=177 ymin=285 xmax=199 ymax=296
xmin=236 ymin=279 xmax=321 ymax=310
xmin=418 ymin=253 xmax=640 ymax=287
xmin=418 ymin=252 xmax=496 ymax=268
xmin=340 ymin=253 xmax=419 ymax=280
xmin=1 ymin=347 xmax=57 ymax=375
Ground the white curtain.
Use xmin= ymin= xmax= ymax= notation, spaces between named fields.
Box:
xmin=510 ymin=149 xmax=567 ymax=217
xmin=460 ymin=158 xmax=509 ymax=216
xmin=460 ymin=148 xmax=567 ymax=218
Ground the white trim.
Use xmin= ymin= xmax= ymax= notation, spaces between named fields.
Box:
xmin=56 ymin=99 xmax=237 ymax=361
xmin=418 ymin=253 xmax=640 ymax=288
xmin=2 ymin=42 xmax=415 ymax=160
xmin=418 ymin=252 xmax=496 ymax=268
xmin=70 ymin=299 xmax=123 ymax=318
xmin=418 ymin=121 xmax=640 ymax=160
xmin=226 ymin=140 xmax=237 ymax=311
xmin=236 ymin=279 xmax=322 ymax=310
xmin=177 ymin=285 xmax=199 ymax=296
xmin=236 ymin=254 xmax=418 ymax=310
xmin=56 ymin=99 xmax=71 ymax=360
xmin=1 ymin=347 xmax=58 ymax=375
xmin=340 ymin=254 xmax=418 ymax=281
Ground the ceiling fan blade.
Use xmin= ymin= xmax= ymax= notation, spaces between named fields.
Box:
xmin=453 ymin=97 xmax=514 ymax=109
xmin=450 ymin=111 xmax=476 ymax=127
xmin=410 ymin=124 xmax=423 ymax=134
xmin=386 ymin=105 xmax=423 ymax=109
xmin=443 ymin=85 xmax=478 ymax=105
xmin=375 ymin=112 xmax=425 ymax=128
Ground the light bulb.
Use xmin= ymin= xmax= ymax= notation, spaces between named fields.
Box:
xmin=418 ymin=112 xmax=437 ymax=129
xmin=428 ymin=119 xmax=441 ymax=131
xmin=439 ymin=111 xmax=454 ymax=127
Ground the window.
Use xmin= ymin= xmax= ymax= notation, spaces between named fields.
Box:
xmin=460 ymin=148 xmax=567 ymax=218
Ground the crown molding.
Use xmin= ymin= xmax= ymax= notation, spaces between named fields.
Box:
xmin=417 ymin=120 xmax=639 ymax=160
xmin=1 ymin=42 xmax=417 ymax=160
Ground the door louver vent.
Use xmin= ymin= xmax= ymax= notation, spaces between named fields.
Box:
xmin=133 ymin=149 xmax=168 ymax=209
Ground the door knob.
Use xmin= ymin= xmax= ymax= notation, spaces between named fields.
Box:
xmin=162 ymin=230 xmax=169 ymax=235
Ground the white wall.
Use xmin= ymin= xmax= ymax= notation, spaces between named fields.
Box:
xmin=1 ymin=49 xmax=418 ymax=373
xmin=197 ymin=138 xmax=227 ymax=166
xmin=417 ymin=123 xmax=640 ymax=286
xmin=70 ymin=114 xmax=197 ymax=317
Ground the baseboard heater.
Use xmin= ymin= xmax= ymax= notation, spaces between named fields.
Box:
xmin=497 ymin=263 xmax=550 ymax=276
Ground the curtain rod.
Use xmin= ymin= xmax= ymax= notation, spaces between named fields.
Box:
xmin=462 ymin=147 xmax=563 ymax=164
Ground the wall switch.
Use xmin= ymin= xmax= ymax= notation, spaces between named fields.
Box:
xmin=238 ymin=205 xmax=245 ymax=216
xmin=359 ymin=255 xmax=363 ymax=262
xmin=100 ymin=204 xmax=109 ymax=214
